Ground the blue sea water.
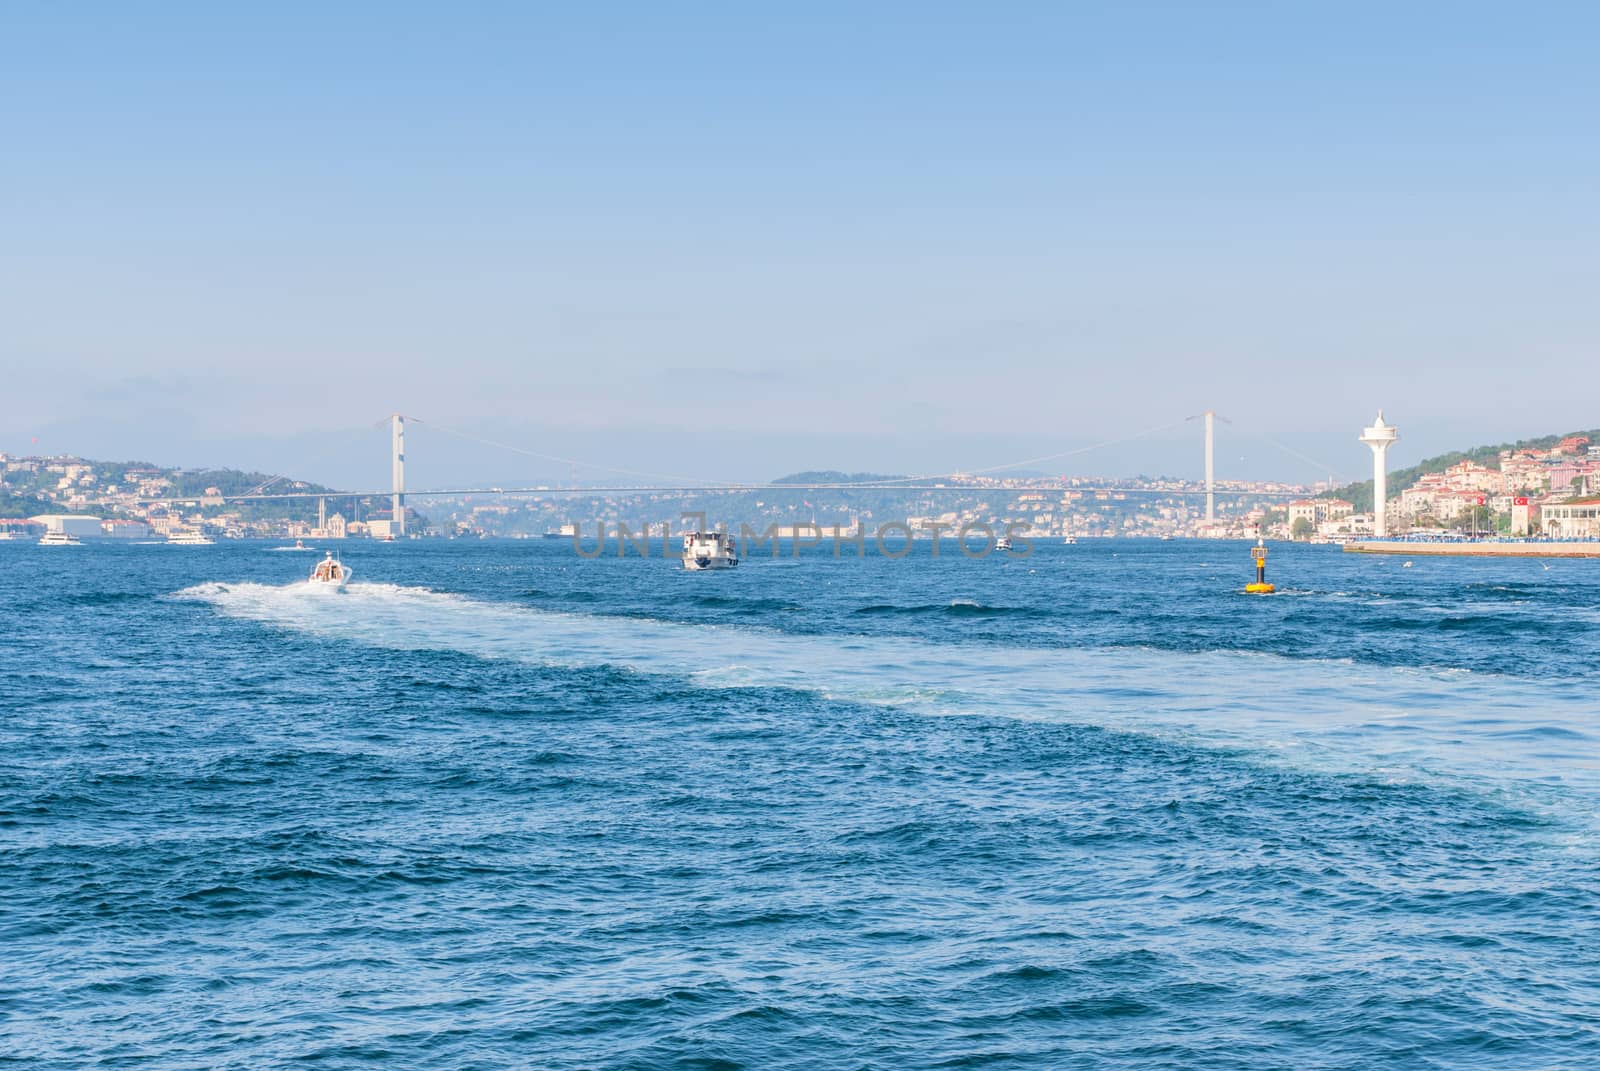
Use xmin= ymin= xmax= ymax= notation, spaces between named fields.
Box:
xmin=4 ymin=538 xmax=1599 ymax=1069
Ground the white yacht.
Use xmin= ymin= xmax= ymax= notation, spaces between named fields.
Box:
xmin=38 ymin=530 xmax=83 ymax=546
xmin=682 ymin=531 xmax=738 ymax=570
xmin=1062 ymin=535 xmax=1078 ymax=544
xmin=166 ymin=529 xmax=215 ymax=545
xmin=308 ymin=551 xmax=352 ymax=589
xmin=994 ymin=536 xmax=1013 ymax=551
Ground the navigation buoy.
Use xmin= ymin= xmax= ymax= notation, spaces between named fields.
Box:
xmin=1246 ymin=534 xmax=1276 ymax=594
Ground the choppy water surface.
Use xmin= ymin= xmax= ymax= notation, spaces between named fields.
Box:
xmin=4 ymin=540 xmax=1599 ymax=1069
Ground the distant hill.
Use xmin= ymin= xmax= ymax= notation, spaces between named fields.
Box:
xmin=1321 ymin=428 xmax=1600 ymax=511
xmin=0 ymin=456 xmax=347 ymax=523
xmin=771 ymin=470 xmax=906 ymax=485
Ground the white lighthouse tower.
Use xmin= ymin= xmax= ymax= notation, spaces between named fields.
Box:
xmin=1359 ymin=410 xmax=1399 ymax=538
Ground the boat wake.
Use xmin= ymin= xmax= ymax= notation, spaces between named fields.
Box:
xmin=171 ymin=580 xmax=1599 ymax=806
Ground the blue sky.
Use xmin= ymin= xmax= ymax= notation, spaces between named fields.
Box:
xmin=2 ymin=3 xmax=1596 ymax=488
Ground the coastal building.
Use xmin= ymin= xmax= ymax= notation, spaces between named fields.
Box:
xmin=29 ymin=514 xmax=104 ymax=538
xmin=1287 ymin=498 xmax=1353 ymax=533
xmin=1539 ymin=497 xmax=1600 ymax=539
xmin=100 ymin=519 xmax=151 ymax=539
xmin=0 ymin=518 xmax=42 ymax=539
xmin=1510 ymin=497 xmax=1534 ymax=536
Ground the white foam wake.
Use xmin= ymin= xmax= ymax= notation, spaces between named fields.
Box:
xmin=172 ymin=580 xmax=1600 ymax=805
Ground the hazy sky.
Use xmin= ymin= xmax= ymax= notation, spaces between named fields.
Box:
xmin=2 ymin=3 xmax=1596 ymax=489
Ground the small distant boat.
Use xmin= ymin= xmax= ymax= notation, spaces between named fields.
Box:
xmin=308 ymin=551 xmax=352 ymax=589
xmin=271 ymin=539 xmax=314 ymax=552
xmin=1062 ymin=536 xmax=1078 ymax=544
xmin=166 ymin=529 xmax=215 ymax=545
xmin=38 ymin=530 xmax=83 ymax=546
xmin=994 ymin=536 xmax=1013 ymax=551
xmin=682 ymin=531 xmax=738 ymax=570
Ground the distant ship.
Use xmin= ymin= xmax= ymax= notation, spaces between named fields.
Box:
xmin=166 ymin=529 xmax=215 ymax=545
xmin=682 ymin=531 xmax=738 ymax=570
xmin=545 ymin=524 xmax=578 ymax=539
xmin=1062 ymin=536 xmax=1078 ymax=544
xmin=38 ymin=530 xmax=83 ymax=546
xmin=994 ymin=536 xmax=1013 ymax=551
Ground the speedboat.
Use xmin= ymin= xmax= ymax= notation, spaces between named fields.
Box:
xmin=308 ymin=551 xmax=352 ymax=589
xmin=166 ymin=529 xmax=215 ymax=545
xmin=38 ymin=530 xmax=83 ymax=546
xmin=682 ymin=531 xmax=738 ymax=570
xmin=1062 ymin=536 xmax=1078 ymax=544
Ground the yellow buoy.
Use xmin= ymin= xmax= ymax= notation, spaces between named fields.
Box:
xmin=1247 ymin=536 xmax=1276 ymax=594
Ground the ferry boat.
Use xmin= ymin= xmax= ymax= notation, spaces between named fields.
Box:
xmin=166 ymin=529 xmax=215 ymax=546
xmin=308 ymin=551 xmax=352 ymax=589
xmin=38 ymin=530 xmax=83 ymax=546
xmin=682 ymin=531 xmax=738 ymax=570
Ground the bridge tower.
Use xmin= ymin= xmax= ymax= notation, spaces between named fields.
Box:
xmin=391 ymin=413 xmax=406 ymax=537
xmin=1189 ymin=410 xmax=1228 ymax=524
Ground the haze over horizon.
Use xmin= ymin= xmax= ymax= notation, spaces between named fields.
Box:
xmin=3 ymin=4 xmax=1596 ymax=489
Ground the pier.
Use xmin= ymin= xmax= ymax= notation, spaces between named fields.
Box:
xmin=1344 ymin=540 xmax=1600 ymax=558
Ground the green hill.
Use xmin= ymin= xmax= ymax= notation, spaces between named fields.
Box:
xmin=1322 ymin=428 xmax=1600 ymax=511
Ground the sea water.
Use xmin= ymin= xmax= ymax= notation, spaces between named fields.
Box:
xmin=3 ymin=540 xmax=1598 ymax=1068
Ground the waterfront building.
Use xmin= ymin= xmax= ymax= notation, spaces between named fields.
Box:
xmin=1511 ymin=497 xmax=1534 ymax=536
xmin=29 ymin=514 xmax=104 ymax=538
xmin=100 ymin=519 xmax=151 ymax=539
xmin=1539 ymin=497 xmax=1600 ymax=539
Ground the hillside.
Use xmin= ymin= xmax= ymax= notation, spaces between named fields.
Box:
xmin=0 ymin=456 xmax=347 ymax=523
xmin=771 ymin=470 xmax=906 ymax=485
xmin=1322 ymin=428 xmax=1600 ymax=511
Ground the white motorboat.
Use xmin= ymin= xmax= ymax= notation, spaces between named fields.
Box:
xmin=270 ymin=539 xmax=314 ymax=552
xmin=38 ymin=530 xmax=83 ymax=546
xmin=1062 ymin=536 xmax=1078 ymax=544
xmin=166 ymin=529 xmax=215 ymax=545
xmin=994 ymin=536 xmax=1013 ymax=551
xmin=308 ymin=551 xmax=352 ymax=589
xmin=682 ymin=531 xmax=738 ymax=570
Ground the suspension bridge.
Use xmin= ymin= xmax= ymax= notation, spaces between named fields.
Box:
xmin=163 ymin=413 xmax=1352 ymax=536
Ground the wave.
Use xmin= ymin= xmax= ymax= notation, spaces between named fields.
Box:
xmin=170 ymin=580 xmax=1600 ymax=801
xmin=852 ymin=600 xmax=1051 ymax=619
xmin=684 ymin=595 xmax=805 ymax=612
